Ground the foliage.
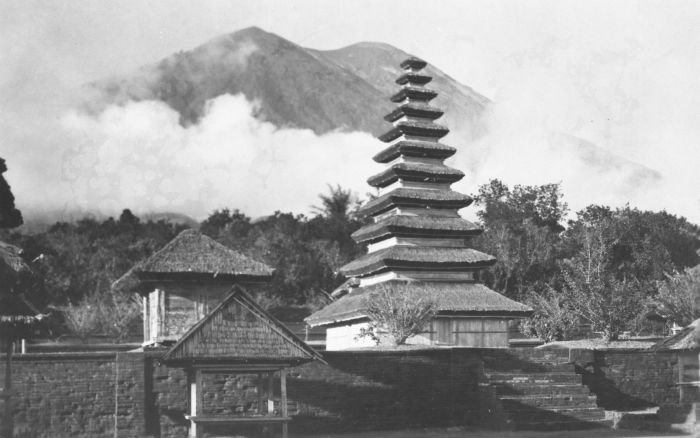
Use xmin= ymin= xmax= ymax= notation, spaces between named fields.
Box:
xmin=61 ymin=288 xmax=141 ymax=342
xmin=653 ymin=268 xmax=700 ymax=327
xmin=520 ymin=287 xmax=577 ymax=342
xmin=472 ymin=179 xmax=567 ymax=298
xmin=561 ymin=219 xmax=647 ymax=341
xmin=360 ymin=283 xmax=437 ymax=346
xmin=0 ymin=157 xmax=23 ymax=229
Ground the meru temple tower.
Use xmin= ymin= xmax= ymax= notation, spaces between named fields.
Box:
xmin=306 ymin=57 xmax=532 ymax=350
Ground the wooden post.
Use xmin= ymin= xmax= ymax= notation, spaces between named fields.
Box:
xmin=188 ymin=368 xmax=203 ymax=438
xmin=280 ymin=369 xmax=288 ymax=438
xmin=3 ymin=339 xmax=14 ymax=438
xmin=267 ymin=372 xmax=274 ymax=415
xmin=256 ymin=372 xmax=264 ymax=414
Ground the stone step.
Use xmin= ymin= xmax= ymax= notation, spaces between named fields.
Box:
xmin=483 ymin=361 xmax=576 ymax=373
xmin=503 ymin=406 xmax=607 ymax=422
xmin=486 ymin=372 xmax=582 ymax=384
xmin=500 ymin=394 xmax=598 ymax=409
xmin=492 ymin=382 xmax=592 ymax=396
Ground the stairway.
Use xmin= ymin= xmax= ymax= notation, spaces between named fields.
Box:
xmin=482 ymin=348 xmax=611 ymax=430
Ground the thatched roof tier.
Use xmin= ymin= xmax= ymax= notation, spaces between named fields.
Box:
xmin=163 ymin=285 xmax=322 ymax=365
xmin=379 ymin=120 xmax=449 ymax=143
xmin=367 ymin=162 xmax=464 ymax=188
xmin=396 ymin=72 xmax=432 ymax=86
xmin=340 ymin=246 xmax=496 ymax=277
xmin=650 ymin=318 xmax=700 ymax=351
xmin=400 ymin=57 xmax=428 ymax=70
xmin=357 ymin=187 xmax=472 ymax=217
xmin=305 ymin=281 xmax=533 ymax=326
xmin=351 ymin=216 xmax=482 ymax=244
xmin=112 ymin=229 xmax=273 ymax=292
xmin=384 ymin=103 xmax=444 ymax=122
xmin=373 ymin=140 xmax=456 ymax=163
xmin=390 ymin=86 xmax=438 ymax=103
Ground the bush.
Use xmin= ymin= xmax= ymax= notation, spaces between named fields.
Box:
xmin=62 ymin=288 xmax=141 ymax=342
xmin=360 ymin=283 xmax=436 ymax=346
xmin=520 ymin=287 xmax=576 ymax=342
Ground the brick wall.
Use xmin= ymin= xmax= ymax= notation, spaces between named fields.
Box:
xmin=571 ymin=349 xmax=680 ymax=410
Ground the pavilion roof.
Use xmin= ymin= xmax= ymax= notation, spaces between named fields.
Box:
xmin=113 ymin=229 xmax=273 ymax=291
xmin=305 ymin=280 xmax=533 ymax=327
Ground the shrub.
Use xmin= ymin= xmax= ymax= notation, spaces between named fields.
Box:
xmin=360 ymin=283 xmax=436 ymax=346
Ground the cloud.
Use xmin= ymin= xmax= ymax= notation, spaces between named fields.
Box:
xmin=57 ymin=94 xmax=380 ymax=220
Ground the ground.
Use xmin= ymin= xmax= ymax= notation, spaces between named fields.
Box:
xmin=541 ymin=339 xmax=659 ymax=350
xmin=293 ymin=427 xmax=694 ymax=438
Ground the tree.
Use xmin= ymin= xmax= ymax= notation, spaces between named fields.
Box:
xmin=0 ymin=158 xmax=23 ymax=229
xmin=360 ymin=283 xmax=436 ymax=346
xmin=520 ymin=287 xmax=577 ymax=342
xmin=471 ymin=179 xmax=567 ymax=298
xmin=561 ymin=220 xmax=646 ymax=341
xmin=653 ymin=268 xmax=700 ymax=327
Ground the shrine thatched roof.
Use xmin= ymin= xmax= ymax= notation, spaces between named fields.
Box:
xmin=0 ymin=240 xmax=30 ymax=285
xmin=113 ymin=230 xmax=273 ymax=291
xmin=305 ymin=280 xmax=533 ymax=326
xmin=0 ymin=241 xmax=43 ymax=334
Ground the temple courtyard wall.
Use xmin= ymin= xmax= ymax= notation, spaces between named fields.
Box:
xmin=0 ymin=347 xmax=686 ymax=437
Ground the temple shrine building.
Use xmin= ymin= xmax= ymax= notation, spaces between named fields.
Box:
xmin=306 ymin=57 xmax=532 ymax=350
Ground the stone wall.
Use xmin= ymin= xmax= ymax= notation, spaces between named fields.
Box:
xmin=571 ymin=349 xmax=680 ymax=410
xmin=1 ymin=348 xmax=486 ymax=437
xmin=0 ymin=347 xmax=685 ymax=437
xmin=0 ymin=351 xmax=145 ymax=438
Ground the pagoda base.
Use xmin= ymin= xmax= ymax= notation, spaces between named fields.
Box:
xmin=325 ymin=316 xmax=512 ymax=351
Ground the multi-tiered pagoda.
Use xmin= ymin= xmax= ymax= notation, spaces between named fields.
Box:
xmin=306 ymin=57 xmax=531 ymax=350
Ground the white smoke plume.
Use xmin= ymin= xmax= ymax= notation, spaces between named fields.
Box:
xmin=58 ymin=94 xmax=380 ymax=220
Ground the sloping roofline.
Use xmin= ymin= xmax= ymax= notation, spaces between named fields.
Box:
xmin=162 ymin=284 xmax=324 ymax=364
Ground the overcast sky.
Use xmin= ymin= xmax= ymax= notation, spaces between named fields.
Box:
xmin=2 ymin=0 xmax=699 ymax=223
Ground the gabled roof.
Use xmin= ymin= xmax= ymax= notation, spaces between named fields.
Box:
xmin=163 ymin=285 xmax=323 ymax=364
xmin=305 ymin=280 xmax=533 ymax=327
xmin=112 ymin=230 xmax=273 ymax=291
